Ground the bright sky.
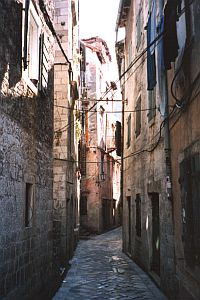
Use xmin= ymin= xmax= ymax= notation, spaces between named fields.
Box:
xmin=79 ymin=0 xmax=122 ymax=120
xmin=79 ymin=0 xmax=121 ymax=60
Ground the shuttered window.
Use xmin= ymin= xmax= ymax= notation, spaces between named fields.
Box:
xmin=115 ymin=121 xmax=121 ymax=156
xmin=148 ymin=89 xmax=156 ymax=122
xmin=179 ymin=152 xmax=200 ymax=267
xmin=135 ymin=96 xmax=141 ymax=137
xmin=23 ymin=0 xmax=50 ymax=93
xmin=38 ymin=33 xmax=49 ymax=93
xmin=127 ymin=114 xmax=131 ymax=148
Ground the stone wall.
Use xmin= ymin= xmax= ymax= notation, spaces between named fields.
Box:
xmin=53 ymin=0 xmax=79 ymax=275
xmin=0 ymin=0 xmax=55 ymax=298
xmin=119 ymin=0 xmax=176 ymax=297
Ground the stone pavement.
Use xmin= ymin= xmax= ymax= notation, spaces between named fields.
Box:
xmin=52 ymin=227 xmax=168 ymax=300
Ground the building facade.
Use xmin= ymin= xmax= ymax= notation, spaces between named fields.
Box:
xmin=79 ymin=37 xmax=121 ymax=234
xmin=0 ymin=0 xmax=81 ymax=298
xmin=0 ymin=0 xmax=55 ymax=298
xmin=53 ymin=0 xmax=80 ymax=278
xmin=116 ymin=0 xmax=200 ymax=299
xmin=167 ymin=1 xmax=200 ymax=299
xmin=116 ymin=0 xmax=176 ymax=297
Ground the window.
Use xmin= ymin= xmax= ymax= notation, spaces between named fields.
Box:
xmin=135 ymin=194 xmax=141 ymax=237
xmin=148 ymin=89 xmax=156 ymax=122
xmin=28 ymin=10 xmax=39 ymax=82
xmin=23 ymin=0 xmax=49 ymax=93
xmin=184 ymin=0 xmax=194 ymax=43
xmin=135 ymin=96 xmax=141 ymax=137
xmin=23 ymin=1 xmax=40 ymax=85
xmin=127 ymin=114 xmax=131 ymax=148
xmin=115 ymin=121 xmax=122 ymax=156
xmin=38 ymin=33 xmax=49 ymax=93
xmin=25 ymin=183 xmax=34 ymax=227
xmin=80 ymin=196 xmax=87 ymax=216
xmin=101 ymin=152 xmax=104 ymax=175
xmin=179 ymin=152 xmax=200 ymax=267
xmin=107 ymin=158 xmax=110 ymax=177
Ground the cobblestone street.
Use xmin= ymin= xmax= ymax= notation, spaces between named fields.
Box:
xmin=52 ymin=227 xmax=168 ymax=300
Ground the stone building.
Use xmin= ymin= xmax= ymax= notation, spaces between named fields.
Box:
xmin=53 ymin=0 xmax=80 ymax=280
xmin=0 ymin=0 xmax=55 ymax=298
xmin=116 ymin=0 xmax=200 ymax=299
xmin=79 ymin=37 xmax=121 ymax=234
xmin=0 ymin=0 xmax=80 ymax=299
xmin=116 ymin=0 xmax=176 ymax=297
xmin=167 ymin=1 xmax=200 ymax=299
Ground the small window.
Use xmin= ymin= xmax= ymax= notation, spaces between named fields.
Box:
xmin=135 ymin=194 xmax=141 ymax=237
xmin=127 ymin=114 xmax=131 ymax=148
xmin=148 ymin=89 xmax=156 ymax=122
xmin=80 ymin=196 xmax=87 ymax=216
xmin=25 ymin=183 xmax=34 ymax=227
xmin=107 ymin=159 xmax=110 ymax=177
xmin=135 ymin=96 xmax=141 ymax=137
xmin=101 ymin=152 xmax=104 ymax=175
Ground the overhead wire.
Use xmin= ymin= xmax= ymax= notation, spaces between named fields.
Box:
xmin=53 ymin=0 xmax=196 ymax=163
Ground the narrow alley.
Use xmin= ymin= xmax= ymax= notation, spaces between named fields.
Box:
xmin=53 ymin=227 xmax=167 ymax=300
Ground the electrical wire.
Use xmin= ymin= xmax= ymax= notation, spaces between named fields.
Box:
xmin=54 ymin=0 xmax=195 ymax=142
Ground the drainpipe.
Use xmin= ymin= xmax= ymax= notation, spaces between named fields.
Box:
xmin=163 ymin=79 xmax=172 ymax=201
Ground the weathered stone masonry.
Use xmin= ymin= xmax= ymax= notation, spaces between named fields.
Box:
xmin=0 ymin=0 xmax=55 ymax=299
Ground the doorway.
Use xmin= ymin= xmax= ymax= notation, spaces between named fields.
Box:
xmin=127 ymin=196 xmax=131 ymax=254
xmin=151 ymin=193 xmax=160 ymax=276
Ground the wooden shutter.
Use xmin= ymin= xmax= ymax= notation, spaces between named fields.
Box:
xmin=135 ymin=97 xmax=141 ymax=137
xmin=39 ymin=33 xmax=49 ymax=94
xmin=115 ymin=121 xmax=122 ymax=156
xmin=127 ymin=114 xmax=131 ymax=148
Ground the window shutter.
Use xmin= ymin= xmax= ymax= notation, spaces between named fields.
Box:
xmin=148 ymin=89 xmax=156 ymax=122
xmin=127 ymin=114 xmax=131 ymax=148
xmin=135 ymin=97 xmax=141 ymax=137
xmin=23 ymin=0 xmax=30 ymax=70
xmin=115 ymin=121 xmax=121 ymax=156
xmin=39 ymin=33 xmax=49 ymax=94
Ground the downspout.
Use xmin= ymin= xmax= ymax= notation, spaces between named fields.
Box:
xmin=160 ymin=1 xmax=176 ymax=296
xmin=164 ymin=79 xmax=172 ymax=201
